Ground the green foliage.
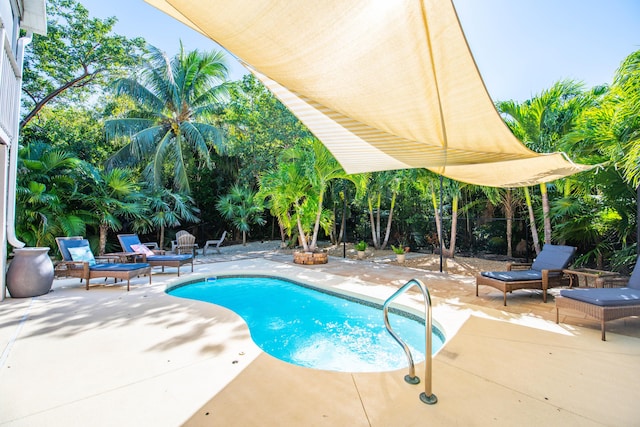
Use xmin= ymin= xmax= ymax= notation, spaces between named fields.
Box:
xmin=106 ymin=43 xmax=229 ymax=193
xmin=127 ymin=185 xmax=200 ymax=249
xmin=20 ymin=106 xmax=111 ymax=164
xmin=391 ymin=245 xmax=406 ymax=254
xmin=355 ymin=240 xmax=367 ymax=251
xmin=21 ymin=0 xmax=145 ymax=128
xmin=486 ymin=237 xmax=506 ymax=254
xmin=216 ymin=185 xmax=265 ymax=245
xmin=16 ymin=142 xmax=90 ymax=248
xmin=222 ymin=75 xmax=313 ymax=187
xmin=258 ymin=138 xmax=347 ymax=250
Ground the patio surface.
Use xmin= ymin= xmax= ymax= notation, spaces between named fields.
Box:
xmin=1 ymin=241 xmax=639 ymax=426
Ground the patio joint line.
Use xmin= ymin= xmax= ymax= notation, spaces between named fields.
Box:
xmin=0 ymin=297 xmax=34 ymax=369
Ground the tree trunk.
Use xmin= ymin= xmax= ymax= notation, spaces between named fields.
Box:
xmin=160 ymin=225 xmax=165 ymax=251
xmin=338 ymin=206 xmax=345 ymax=243
xmin=524 ymin=187 xmax=541 ymax=255
xmin=431 ymin=189 xmax=442 ymax=249
xmin=99 ymin=224 xmax=108 ymax=256
xmin=376 ymin=194 xmax=381 ymax=247
xmin=296 ymin=207 xmax=309 ymax=251
xmin=330 ymin=206 xmax=337 ymax=245
xmin=367 ymin=197 xmax=379 ymax=249
xmin=279 ymin=221 xmax=286 ymax=243
xmin=447 ymin=196 xmax=458 ymax=257
xmin=242 ymin=230 xmax=247 ymax=246
xmin=381 ymin=192 xmax=397 ymax=250
xmin=20 ymin=71 xmax=95 ymax=129
xmin=310 ymin=191 xmax=325 ymax=251
xmin=505 ymin=189 xmax=513 ymax=258
xmin=540 ymin=183 xmax=552 ymax=245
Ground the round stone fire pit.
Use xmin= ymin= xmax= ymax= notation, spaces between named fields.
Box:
xmin=293 ymin=251 xmax=328 ymax=265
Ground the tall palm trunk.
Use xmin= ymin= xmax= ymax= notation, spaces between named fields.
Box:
xmin=523 ymin=187 xmax=541 ymax=255
xmin=446 ymin=196 xmax=458 ymax=257
xmin=99 ymin=223 xmax=108 ymax=256
xmin=504 ymin=189 xmax=514 ymax=258
xmin=431 ymin=188 xmax=442 ymax=247
xmin=310 ymin=191 xmax=325 ymax=251
xmin=381 ymin=191 xmax=397 ymax=250
xmin=367 ymin=197 xmax=380 ymax=249
xmin=159 ymin=225 xmax=166 ymax=251
xmin=540 ymin=183 xmax=552 ymax=245
xmin=430 ymin=188 xmax=442 ymax=250
xmin=295 ymin=202 xmax=310 ymax=251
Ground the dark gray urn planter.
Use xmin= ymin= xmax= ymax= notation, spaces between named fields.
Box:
xmin=6 ymin=247 xmax=54 ymax=298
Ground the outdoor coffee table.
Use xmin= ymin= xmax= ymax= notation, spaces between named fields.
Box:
xmin=562 ymin=268 xmax=620 ymax=288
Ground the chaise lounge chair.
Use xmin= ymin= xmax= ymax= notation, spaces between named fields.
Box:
xmin=556 ymin=262 xmax=640 ymax=340
xmin=118 ymin=234 xmax=194 ymax=276
xmin=170 ymin=230 xmax=199 ymax=255
xmin=203 ymin=231 xmax=227 ymax=255
xmin=476 ymin=244 xmax=576 ymax=306
xmin=55 ymin=237 xmax=151 ymax=291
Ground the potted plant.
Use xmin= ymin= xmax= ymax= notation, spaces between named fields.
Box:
xmin=391 ymin=244 xmax=407 ymax=264
xmin=355 ymin=240 xmax=367 ymax=260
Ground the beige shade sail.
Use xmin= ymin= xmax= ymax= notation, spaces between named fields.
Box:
xmin=145 ymin=0 xmax=593 ymax=187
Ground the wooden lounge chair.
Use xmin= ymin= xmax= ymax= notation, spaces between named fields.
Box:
xmin=55 ymin=237 xmax=151 ymax=291
xmin=170 ymin=230 xmax=199 ymax=255
xmin=476 ymin=244 xmax=576 ymax=306
xmin=118 ymin=234 xmax=194 ymax=276
xmin=556 ymin=262 xmax=640 ymax=340
xmin=203 ymin=231 xmax=227 ymax=255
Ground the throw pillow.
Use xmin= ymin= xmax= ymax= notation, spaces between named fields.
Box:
xmin=68 ymin=246 xmax=96 ymax=266
xmin=130 ymin=243 xmax=154 ymax=256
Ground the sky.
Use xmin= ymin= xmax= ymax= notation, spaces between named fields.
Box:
xmin=78 ymin=0 xmax=639 ymax=102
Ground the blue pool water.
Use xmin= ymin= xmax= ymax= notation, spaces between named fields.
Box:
xmin=168 ymin=276 xmax=444 ymax=373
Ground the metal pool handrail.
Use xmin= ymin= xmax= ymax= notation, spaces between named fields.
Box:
xmin=383 ymin=278 xmax=438 ymax=405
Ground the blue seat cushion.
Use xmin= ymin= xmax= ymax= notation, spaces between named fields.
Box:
xmin=482 ymin=270 xmax=542 ymax=282
xmin=531 ymin=244 xmax=576 ymax=271
xmin=90 ymin=263 xmax=150 ymax=271
xmin=628 ymin=262 xmax=640 ymax=290
xmin=559 ymin=288 xmax=640 ymax=307
xmin=147 ymin=254 xmax=192 ymax=261
xmin=119 ymin=234 xmax=142 ymax=252
xmin=59 ymin=239 xmax=91 ymax=261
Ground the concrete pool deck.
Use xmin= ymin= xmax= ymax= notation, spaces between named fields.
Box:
xmin=1 ymin=243 xmax=639 ymax=426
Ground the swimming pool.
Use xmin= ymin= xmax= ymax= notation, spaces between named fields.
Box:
xmin=168 ymin=276 xmax=444 ymax=373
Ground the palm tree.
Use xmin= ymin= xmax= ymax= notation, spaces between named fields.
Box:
xmin=105 ymin=43 xmax=229 ymax=193
xmin=414 ymin=170 xmax=462 ymax=257
xmin=130 ymin=185 xmax=201 ymax=250
xmin=259 ymin=138 xmax=348 ymax=251
xmin=359 ymin=171 xmax=404 ymax=250
xmin=497 ymin=79 xmax=589 ymax=246
xmin=217 ymin=184 xmax=266 ymax=245
xmin=286 ymin=138 xmax=350 ymax=250
xmin=16 ymin=142 xmax=89 ymax=248
xmin=562 ymin=49 xmax=640 ymax=262
xmin=258 ymin=161 xmax=316 ymax=251
xmin=76 ymin=165 xmax=147 ymax=255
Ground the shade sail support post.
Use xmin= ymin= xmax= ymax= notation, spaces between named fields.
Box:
xmin=439 ymin=174 xmax=443 ymax=272
xmin=420 ymin=1 xmax=449 ymax=272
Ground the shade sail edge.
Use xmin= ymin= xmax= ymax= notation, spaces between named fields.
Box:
xmin=147 ymin=0 xmax=595 ymax=188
